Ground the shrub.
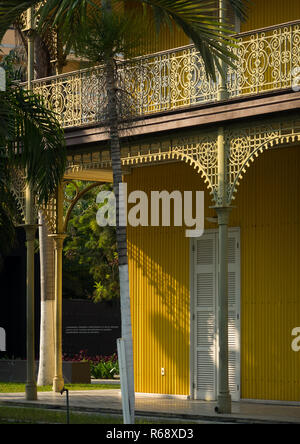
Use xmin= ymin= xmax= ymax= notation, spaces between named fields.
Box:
xmin=63 ymin=350 xmax=119 ymax=379
xmin=90 ymin=357 xmax=119 ymax=379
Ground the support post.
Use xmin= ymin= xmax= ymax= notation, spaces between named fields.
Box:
xmin=37 ymin=212 xmax=55 ymax=386
xmin=24 ymin=220 xmax=37 ymax=401
xmin=117 ymin=338 xmax=131 ymax=424
xmin=50 ymin=233 xmax=66 ymax=393
xmin=50 ymin=183 xmax=66 ymax=393
xmin=215 ymin=207 xmax=232 ymax=414
xmin=214 ymin=126 xmax=232 ymax=414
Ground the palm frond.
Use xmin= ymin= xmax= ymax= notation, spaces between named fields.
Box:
xmin=5 ymin=85 xmax=66 ymax=205
xmin=229 ymin=0 xmax=248 ymax=21
xmin=0 ymin=146 xmax=18 ymax=258
xmin=138 ymin=0 xmax=249 ymax=80
xmin=36 ymin=0 xmax=100 ymax=52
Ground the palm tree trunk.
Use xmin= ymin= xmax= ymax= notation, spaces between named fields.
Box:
xmin=37 ymin=210 xmax=55 ymax=386
xmin=105 ymin=56 xmax=135 ymax=424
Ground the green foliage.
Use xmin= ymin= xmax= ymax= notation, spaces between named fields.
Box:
xmin=0 ymin=179 xmax=18 ymax=266
xmin=63 ymin=350 xmax=119 ymax=379
xmin=69 ymin=5 xmax=150 ymax=63
xmin=0 ymin=0 xmax=249 ymax=82
xmin=0 ymin=1 xmax=39 ymax=42
xmin=0 ymin=54 xmax=66 ymax=260
xmin=90 ymin=356 xmax=119 ymax=379
xmin=0 ymin=49 xmax=26 ymax=83
xmin=7 ymin=87 xmax=66 ymax=204
xmin=63 ymin=181 xmax=119 ymax=302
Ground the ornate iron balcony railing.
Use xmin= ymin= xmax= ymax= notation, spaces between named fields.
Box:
xmin=31 ymin=20 xmax=300 ymax=129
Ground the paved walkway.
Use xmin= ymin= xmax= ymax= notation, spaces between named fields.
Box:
xmin=0 ymin=389 xmax=300 ymax=424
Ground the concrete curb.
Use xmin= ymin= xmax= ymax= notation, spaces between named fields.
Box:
xmin=0 ymin=399 xmax=297 ymax=424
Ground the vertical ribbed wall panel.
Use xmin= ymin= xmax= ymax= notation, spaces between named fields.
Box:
xmin=241 ymin=0 xmax=300 ymax=32
xmin=121 ymin=0 xmax=300 ymax=60
xmin=126 ymin=144 xmax=300 ymax=400
xmin=231 ymin=146 xmax=300 ymax=401
xmin=126 ymin=164 xmax=210 ymax=395
xmin=125 ymin=1 xmax=189 ymax=55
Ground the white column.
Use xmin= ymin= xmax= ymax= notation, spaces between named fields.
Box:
xmin=24 ymin=221 xmax=38 ymax=401
xmin=37 ymin=211 xmax=55 ymax=386
xmin=51 ymin=184 xmax=66 ymax=393
xmin=50 ymin=233 xmax=66 ymax=393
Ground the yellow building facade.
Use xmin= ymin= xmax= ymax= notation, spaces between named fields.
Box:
xmin=126 ymin=144 xmax=300 ymax=402
xmin=122 ymin=0 xmax=300 ymax=403
xmin=13 ymin=0 xmax=300 ymax=405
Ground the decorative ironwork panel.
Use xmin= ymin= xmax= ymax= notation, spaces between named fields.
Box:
xmin=228 ymin=23 xmax=300 ymax=97
xmin=120 ymin=46 xmax=217 ymax=115
xmin=66 ymin=132 xmax=219 ymax=202
xmin=30 ymin=21 xmax=300 ymax=129
xmin=39 ymin=195 xmax=58 ymax=234
xmin=20 ymin=2 xmax=58 ymax=63
xmin=10 ymin=117 xmax=300 ymax=229
xmin=227 ymin=117 xmax=300 ymax=203
xmin=10 ymin=169 xmax=27 ymax=223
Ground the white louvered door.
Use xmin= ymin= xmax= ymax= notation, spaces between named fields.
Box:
xmin=192 ymin=229 xmax=240 ymax=401
xmin=193 ymin=233 xmax=218 ymax=401
xmin=227 ymin=230 xmax=241 ymax=401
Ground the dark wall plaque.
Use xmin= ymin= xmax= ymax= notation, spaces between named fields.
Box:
xmin=62 ymin=299 xmax=121 ymax=357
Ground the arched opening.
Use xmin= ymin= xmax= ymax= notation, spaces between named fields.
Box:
xmin=61 ymin=179 xmax=121 ymax=368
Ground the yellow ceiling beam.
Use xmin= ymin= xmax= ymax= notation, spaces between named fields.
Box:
xmin=64 ymin=168 xmax=113 ymax=183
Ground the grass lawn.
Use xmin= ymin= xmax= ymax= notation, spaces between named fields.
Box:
xmin=0 ymin=383 xmax=197 ymax=425
xmin=0 ymin=382 xmax=120 ymax=393
xmin=0 ymin=405 xmax=196 ymax=425
xmin=0 ymin=405 xmax=127 ymax=424
xmin=0 ymin=382 xmax=126 ymax=424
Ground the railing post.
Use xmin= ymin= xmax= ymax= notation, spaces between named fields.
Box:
xmin=217 ymin=0 xmax=229 ymax=102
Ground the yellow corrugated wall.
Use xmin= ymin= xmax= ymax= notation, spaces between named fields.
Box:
xmin=124 ymin=1 xmax=189 ymax=55
xmin=232 ymin=146 xmax=300 ymax=401
xmin=126 ymin=0 xmax=300 ymax=56
xmin=126 ymin=145 xmax=300 ymax=401
xmin=241 ymin=0 xmax=300 ymax=32
xmin=126 ymin=165 xmax=204 ymax=395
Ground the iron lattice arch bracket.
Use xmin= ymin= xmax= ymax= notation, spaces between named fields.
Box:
xmin=226 ymin=117 xmax=300 ymax=205
xmin=66 ymin=115 xmax=300 ymax=207
xmin=10 ymin=168 xmax=27 ymax=223
xmin=10 ymin=115 xmax=300 ymax=230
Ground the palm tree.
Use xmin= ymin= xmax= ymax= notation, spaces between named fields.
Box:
xmin=0 ymin=62 xmax=66 ymax=398
xmin=0 ymin=78 xmax=66 ymax=247
xmin=1 ymin=1 xmax=248 ymax=78
xmin=41 ymin=0 xmax=247 ymax=425
xmin=1 ymin=0 xmax=248 ymax=423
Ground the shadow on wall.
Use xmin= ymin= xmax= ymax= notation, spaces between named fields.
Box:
xmin=126 ymin=162 xmax=217 ymax=395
